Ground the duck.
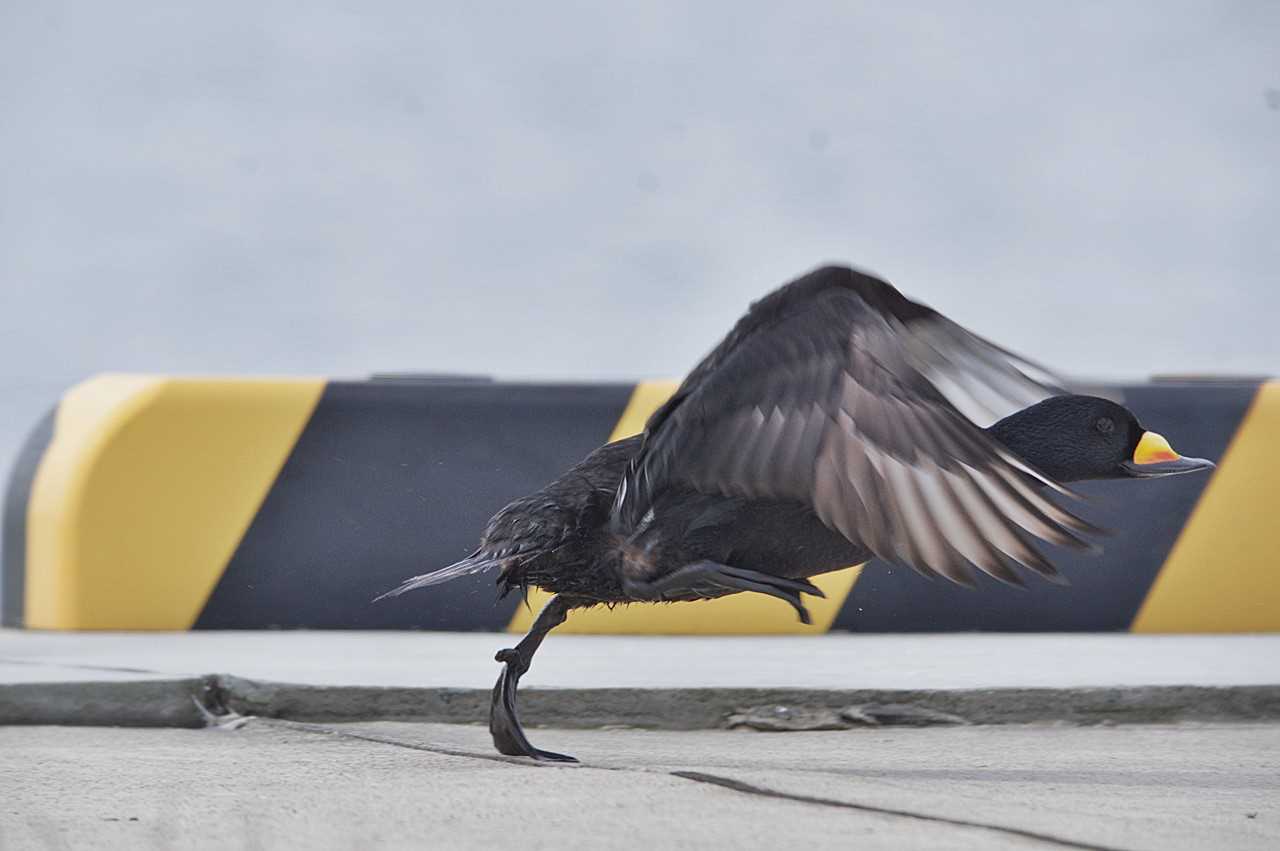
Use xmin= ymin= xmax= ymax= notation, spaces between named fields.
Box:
xmin=377 ymin=264 xmax=1215 ymax=762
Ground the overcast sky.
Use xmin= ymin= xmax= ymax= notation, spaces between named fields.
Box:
xmin=1 ymin=1 xmax=1277 ymax=481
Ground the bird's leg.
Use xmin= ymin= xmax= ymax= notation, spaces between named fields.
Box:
xmin=490 ymin=594 xmax=580 ymax=762
xmin=622 ymin=561 xmax=825 ymax=625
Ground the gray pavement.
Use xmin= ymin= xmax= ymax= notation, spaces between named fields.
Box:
xmin=1 ymin=720 xmax=1276 ymax=850
xmin=4 ymin=632 xmax=1278 ymax=849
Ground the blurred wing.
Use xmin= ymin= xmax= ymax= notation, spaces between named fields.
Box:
xmin=615 ymin=265 xmax=1099 ymax=586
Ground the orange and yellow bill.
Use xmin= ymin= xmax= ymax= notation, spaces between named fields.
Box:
xmin=1133 ymin=431 xmax=1181 ymax=465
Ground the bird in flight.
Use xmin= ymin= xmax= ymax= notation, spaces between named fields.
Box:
xmin=377 ymin=264 xmax=1214 ymax=762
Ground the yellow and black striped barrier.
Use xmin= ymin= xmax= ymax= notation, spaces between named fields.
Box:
xmin=3 ymin=373 xmax=1278 ymax=633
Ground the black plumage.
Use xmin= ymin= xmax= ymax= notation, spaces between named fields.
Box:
xmin=378 ymin=264 xmax=1214 ymax=762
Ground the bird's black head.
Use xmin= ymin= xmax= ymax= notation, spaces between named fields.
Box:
xmin=987 ymin=395 xmax=1215 ymax=483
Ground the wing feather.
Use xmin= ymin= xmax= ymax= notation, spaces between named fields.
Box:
xmin=613 ymin=265 xmax=1102 ymax=585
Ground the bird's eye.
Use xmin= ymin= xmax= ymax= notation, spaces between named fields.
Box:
xmin=1095 ymin=417 xmax=1115 ymax=435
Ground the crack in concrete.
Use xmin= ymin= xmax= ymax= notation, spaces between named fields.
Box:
xmin=233 ymin=711 xmax=1133 ymax=850
xmin=670 ymin=770 xmax=1131 ymax=851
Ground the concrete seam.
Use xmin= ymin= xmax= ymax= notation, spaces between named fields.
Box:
xmin=670 ymin=770 xmax=1131 ymax=851
xmin=207 ymin=710 xmax=1137 ymax=850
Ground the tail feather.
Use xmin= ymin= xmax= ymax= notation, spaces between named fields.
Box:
xmin=372 ymin=549 xmax=498 ymax=602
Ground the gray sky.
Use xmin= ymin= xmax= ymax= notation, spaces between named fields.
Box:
xmin=2 ymin=1 xmax=1278 ymax=481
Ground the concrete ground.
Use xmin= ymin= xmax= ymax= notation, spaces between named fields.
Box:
xmin=3 ymin=632 xmax=1278 ymax=849
xmin=2 ymin=720 xmax=1276 ymax=851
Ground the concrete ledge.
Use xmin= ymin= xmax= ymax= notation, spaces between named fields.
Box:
xmin=5 ymin=675 xmax=1280 ymax=730
xmin=4 ymin=632 xmax=1277 ymax=728
xmin=220 ymin=679 xmax=1280 ymax=729
xmin=0 ymin=677 xmax=214 ymax=727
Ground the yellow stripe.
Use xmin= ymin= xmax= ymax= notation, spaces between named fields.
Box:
xmin=1132 ymin=382 xmax=1280 ymax=633
xmin=26 ymin=374 xmax=324 ymax=630
xmin=508 ymin=380 xmax=864 ymax=635
xmin=606 ymin=379 xmax=681 ymax=442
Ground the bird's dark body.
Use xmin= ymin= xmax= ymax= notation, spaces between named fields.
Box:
xmin=378 ymin=264 xmax=1215 ymax=762
xmin=503 ymin=434 xmax=868 ymax=602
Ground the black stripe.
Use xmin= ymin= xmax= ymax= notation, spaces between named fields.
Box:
xmin=2 ymin=408 xmax=56 ymax=627
xmin=195 ymin=381 xmax=634 ymax=629
xmin=831 ymin=382 xmax=1260 ymax=632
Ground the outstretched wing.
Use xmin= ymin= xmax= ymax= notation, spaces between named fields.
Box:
xmin=614 ymin=265 xmax=1099 ymax=586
